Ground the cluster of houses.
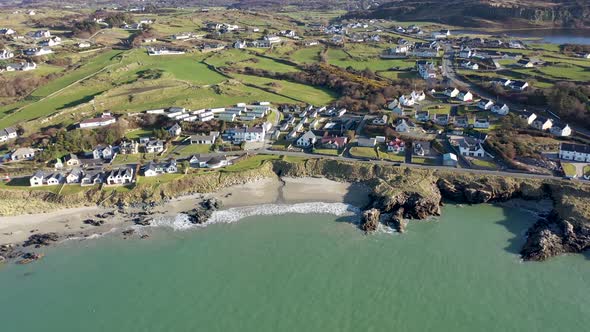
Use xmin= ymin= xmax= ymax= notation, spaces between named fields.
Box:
xmin=490 ymin=78 xmax=529 ymax=91
xmin=145 ymin=102 xmax=271 ymax=124
xmin=234 ymin=35 xmax=282 ymax=49
xmin=382 ymin=40 xmax=441 ymax=59
xmin=30 ymin=166 xmax=136 ymax=187
xmin=416 ymin=60 xmax=438 ymax=80
xmin=521 ymin=111 xmax=571 ymax=137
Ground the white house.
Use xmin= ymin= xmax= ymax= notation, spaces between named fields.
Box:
xmin=190 ymin=132 xmax=219 ymax=145
xmin=357 ymin=137 xmax=377 ymax=147
xmin=167 ymin=123 xmax=182 ymax=137
xmin=23 ymin=47 xmax=53 ymax=56
xmin=79 ymin=113 xmax=116 ymax=129
xmin=461 ymin=61 xmax=479 ymax=70
xmin=106 ymin=167 xmax=134 ymax=185
xmin=296 ymin=130 xmax=318 ymax=147
xmin=458 ymin=137 xmax=486 ymax=157
xmin=457 ymin=91 xmax=473 ymax=102
xmin=145 ymin=140 xmax=165 ymax=153
xmin=521 ymin=112 xmax=537 ymax=125
xmin=30 ymin=171 xmax=45 ymax=187
xmin=11 ymin=147 xmax=35 ymax=161
xmin=559 ymin=143 xmax=590 ymax=162
xmin=477 ymin=99 xmax=494 ymax=110
xmin=509 ymin=81 xmax=529 ymax=91
xmin=372 ymin=115 xmax=388 ymax=125
xmin=473 ymin=117 xmax=490 ymax=129
xmin=0 ymin=49 xmax=14 ymax=59
xmin=92 ymin=145 xmax=113 ymax=160
xmin=399 ymin=95 xmax=415 ymax=107
xmin=0 ymin=127 xmax=18 ymax=142
xmin=444 ymin=88 xmax=460 ymax=98
xmin=411 ymin=90 xmax=426 ymax=102
xmin=531 ymin=117 xmax=553 ymax=131
xmin=263 ymin=35 xmax=281 ymax=44
xmin=395 ymin=119 xmax=416 ymax=133
xmin=66 ymin=169 xmax=83 ymax=184
xmin=0 ymin=28 xmax=16 ymax=35
xmin=78 ymin=42 xmax=91 ymax=48
xmin=39 ymin=36 xmax=61 ymax=47
xmin=491 ymin=104 xmax=509 ymax=115
xmin=550 ymin=124 xmax=572 ymax=137
xmin=229 ymin=126 xmax=266 ymax=144
xmin=32 ymin=30 xmax=51 ymax=38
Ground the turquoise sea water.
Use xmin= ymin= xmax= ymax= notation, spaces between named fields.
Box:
xmin=0 ymin=204 xmax=589 ymax=332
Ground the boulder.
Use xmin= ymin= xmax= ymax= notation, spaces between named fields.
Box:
xmin=23 ymin=233 xmax=59 ymax=247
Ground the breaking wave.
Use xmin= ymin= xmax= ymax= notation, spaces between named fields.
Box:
xmin=146 ymin=202 xmax=361 ymax=231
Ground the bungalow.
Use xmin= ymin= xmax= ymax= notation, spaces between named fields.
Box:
xmin=79 ymin=113 xmax=116 ymax=129
xmin=0 ymin=28 xmax=16 ymax=35
xmin=491 ymin=104 xmax=509 ymax=115
xmin=296 ymin=130 xmax=318 ymax=148
xmin=459 ymin=47 xmax=474 ymax=58
xmin=415 ymin=111 xmax=430 ymax=122
xmin=531 ymin=117 xmax=553 ymax=131
xmin=39 ymin=36 xmax=61 ymax=47
xmin=168 ymin=123 xmax=182 ymax=137
xmin=442 ymin=153 xmax=458 ymax=167
xmin=411 ymin=90 xmax=426 ymax=102
xmin=30 ymin=171 xmax=46 ymax=187
xmin=119 ymin=141 xmax=139 ymax=155
xmin=189 ymin=155 xmax=229 ymax=169
xmin=46 ymin=173 xmax=64 ymax=186
xmin=387 ymin=138 xmax=405 ymax=153
xmin=0 ymin=49 xmax=14 ymax=59
xmin=458 ymin=137 xmax=486 ymax=157
xmin=54 ymin=158 xmax=64 ymax=169
xmin=106 ymin=167 xmax=134 ymax=185
xmin=227 ymin=126 xmax=266 ymax=144
xmin=92 ymin=145 xmax=114 ymax=160
xmin=454 ymin=116 xmax=469 ymax=128
xmin=456 ymin=91 xmax=473 ymax=102
xmin=372 ymin=115 xmax=388 ymax=125
xmin=0 ymin=127 xmax=17 ymax=142
xmin=66 ymin=168 xmax=83 ymax=184
xmin=444 ymin=88 xmax=460 ymax=98
xmin=190 ymin=132 xmax=219 ymax=145
xmin=391 ymin=106 xmax=404 ymax=117
xmin=32 ymin=30 xmax=51 ymax=38
xmin=509 ymin=81 xmax=529 ymax=91
xmin=81 ymin=172 xmax=105 ymax=186
xmin=78 ymin=42 xmax=91 ymax=48
xmin=473 ymin=116 xmax=490 ymax=129
xmin=559 ymin=143 xmax=590 ymax=162
xmin=143 ymin=162 xmax=163 ymax=177
xmin=263 ymin=35 xmax=281 ymax=44
xmin=11 ymin=147 xmax=35 ymax=161
xmin=517 ymin=59 xmax=534 ymax=68
xmin=520 ymin=111 xmax=537 ymax=125
xmin=145 ymin=140 xmax=165 ymax=153
xmin=477 ymin=99 xmax=494 ymax=110
xmin=233 ymin=40 xmax=247 ymax=49
xmin=434 ymin=114 xmax=451 ymax=126
xmin=321 ymin=136 xmax=348 ymax=149
xmin=64 ymin=153 xmax=80 ymax=166
xmin=550 ymin=124 xmax=572 ymax=137
xmin=357 ymin=137 xmax=377 ymax=147
xmin=387 ymin=99 xmax=399 ymax=110
xmin=492 ymin=78 xmax=512 ymax=87
xmin=395 ymin=119 xmax=417 ymax=133
xmin=23 ymin=47 xmax=53 ymax=56
xmin=461 ymin=61 xmax=479 ymax=70
xmin=399 ymin=95 xmax=415 ymax=107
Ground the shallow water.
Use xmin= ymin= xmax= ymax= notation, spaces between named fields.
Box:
xmin=0 ymin=204 xmax=588 ymax=332
xmin=453 ymin=29 xmax=590 ymax=45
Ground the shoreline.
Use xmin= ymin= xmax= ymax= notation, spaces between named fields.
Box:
xmin=0 ymin=176 xmax=372 ymax=249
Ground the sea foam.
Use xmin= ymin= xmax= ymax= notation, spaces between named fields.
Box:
xmin=146 ymin=202 xmax=361 ymax=231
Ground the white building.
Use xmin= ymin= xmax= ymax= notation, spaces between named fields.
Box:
xmin=477 ymin=99 xmax=494 ymax=110
xmin=458 ymin=137 xmax=486 ymax=157
xmin=79 ymin=113 xmax=116 ymax=129
xmin=491 ymin=104 xmax=509 ymax=115
xmin=550 ymin=124 xmax=572 ymax=137
xmin=229 ymin=126 xmax=266 ymax=144
xmin=0 ymin=49 xmax=14 ymax=59
xmin=296 ymin=131 xmax=318 ymax=147
xmin=559 ymin=143 xmax=590 ymax=162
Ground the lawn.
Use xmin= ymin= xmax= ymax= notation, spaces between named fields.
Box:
xmin=584 ymin=165 xmax=590 ymax=178
xmin=381 ymin=152 xmax=405 ymax=162
xmin=176 ymin=144 xmax=212 ymax=156
xmin=126 ymin=128 xmax=154 ymax=139
xmin=470 ymin=158 xmax=497 ymax=169
xmin=290 ymin=46 xmax=323 ymax=64
xmin=350 ymin=146 xmax=378 ymax=159
xmin=378 ymin=70 xmax=417 ymax=80
xmin=314 ymin=148 xmax=339 ymax=156
xmin=222 ymin=154 xmax=281 ymax=172
xmin=562 ymin=162 xmax=577 ymax=178
xmin=412 ymin=157 xmax=438 ymax=165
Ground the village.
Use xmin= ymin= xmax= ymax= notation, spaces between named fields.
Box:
xmin=1 ymin=5 xmax=590 ymax=190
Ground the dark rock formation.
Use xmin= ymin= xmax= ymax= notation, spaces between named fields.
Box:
xmin=122 ymin=229 xmax=135 ymax=236
xmin=361 ymin=209 xmax=380 ymax=233
xmin=23 ymin=233 xmax=59 ymax=247
xmin=133 ymin=218 xmax=151 ymax=226
xmin=184 ymin=198 xmax=222 ymax=224
xmin=16 ymin=252 xmax=44 ymax=264
xmin=83 ymin=219 xmax=105 ymax=226
xmin=385 ymin=208 xmax=408 ymax=233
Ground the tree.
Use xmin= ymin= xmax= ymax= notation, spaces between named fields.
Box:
xmin=181 ymin=160 xmax=190 ymax=174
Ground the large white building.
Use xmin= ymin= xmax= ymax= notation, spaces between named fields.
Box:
xmin=79 ymin=113 xmax=116 ymax=129
xmin=229 ymin=126 xmax=266 ymax=144
xmin=559 ymin=143 xmax=590 ymax=162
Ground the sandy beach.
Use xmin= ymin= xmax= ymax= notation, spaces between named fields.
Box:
xmin=0 ymin=176 xmax=371 ymax=246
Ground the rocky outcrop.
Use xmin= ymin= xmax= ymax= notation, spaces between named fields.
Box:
xmin=184 ymin=198 xmax=222 ymax=224
xmin=361 ymin=209 xmax=380 ymax=233
xmin=23 ymin=233 xmax=60 ymax=247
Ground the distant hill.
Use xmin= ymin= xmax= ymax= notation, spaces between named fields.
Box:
xmin=342 ymin=0 xmax=590 ymax=29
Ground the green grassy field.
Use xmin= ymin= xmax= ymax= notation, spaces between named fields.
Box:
xmin=314 ymin=149 xmax=339 ymax=156
xmin=350 ymin=146 xmax=378 ymax=158
xmin=290 ymin=46 xmax=323 ymax=64
xmin=562 ymin=162 xmax=577 ymax=178
xmin=222 ymin=154 xmax=281 ymax=172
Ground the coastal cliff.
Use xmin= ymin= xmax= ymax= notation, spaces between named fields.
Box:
xmin=1 ymin=157 xmax=589 ymax=261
